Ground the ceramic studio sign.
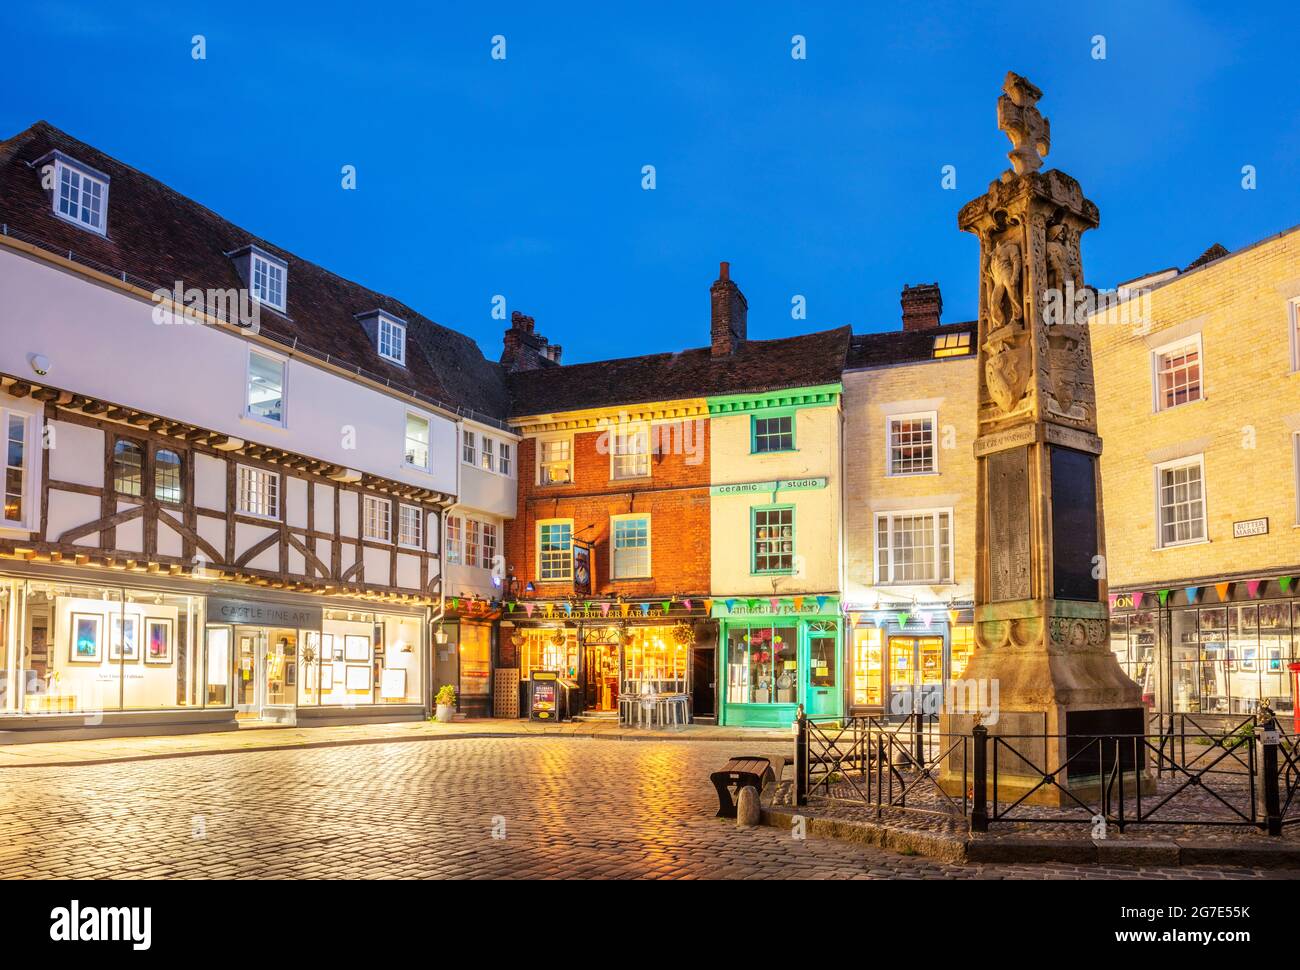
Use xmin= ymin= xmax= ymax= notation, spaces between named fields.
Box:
xmin=710 ymin=477 xmax=827 ymax=496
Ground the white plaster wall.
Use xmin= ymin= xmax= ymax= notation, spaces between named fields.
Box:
xmin=0 ymin=248 xmax=460 ymax=496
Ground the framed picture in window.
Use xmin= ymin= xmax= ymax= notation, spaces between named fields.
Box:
xmin=320 ymin=633 xmax=340 ymax=661
xmin=1268 ymin=648 xmax=1283 ymax=672
xmin=144 ymin=617 xmax=174 ymax=665
xmin=320 ymin=664 xmax=334 ymax=690
xmin=345 ymin=664 xmax=370 ymax=691
xmin=110 ymin=615 xmax=140 ymax=662
xmin=1241 ymin=647 xmax=1258 ymax=673
xmin=344 ymin=635 xmax=370 ymax=662
xmin=69 ymin=612 xmax=103 ymax=663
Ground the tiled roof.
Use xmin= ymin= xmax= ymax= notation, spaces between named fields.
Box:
xmin=0 ymin=122 xmax=509 ymax=422
xmin=507 ymin=326 xmax=852 ymax=418
xmin=846 ymin=321 xmax=976 ymax=369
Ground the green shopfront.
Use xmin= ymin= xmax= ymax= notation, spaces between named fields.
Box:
xmin=715 ymin=596 xmax=843 ymax=728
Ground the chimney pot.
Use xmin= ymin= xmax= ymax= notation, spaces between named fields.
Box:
xmin=710 ymin=261 xmax=748 ymax=356
xmin=719 ymin=261 xmax=729 ymax=281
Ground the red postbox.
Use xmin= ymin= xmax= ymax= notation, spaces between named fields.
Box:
xmin=1289 ymin=663 xmax=1300 ymax=733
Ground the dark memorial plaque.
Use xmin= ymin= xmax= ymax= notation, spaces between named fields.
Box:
xmin=1049 ymin=446 xmax=1099 ymax=601
xmin=986 ymin=446 xmax=1030 ymax=602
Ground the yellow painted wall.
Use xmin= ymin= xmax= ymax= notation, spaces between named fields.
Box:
xmin=709 ymin=403 xmax=842 ymax=596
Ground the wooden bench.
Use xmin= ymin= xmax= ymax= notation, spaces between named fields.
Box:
xmin=709 ymin=755 xmax=795 ymax=818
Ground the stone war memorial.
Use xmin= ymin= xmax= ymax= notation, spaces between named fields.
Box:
xmin=940 ymin=72 xmax=1146 ymax=804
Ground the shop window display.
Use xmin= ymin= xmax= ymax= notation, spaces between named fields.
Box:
xmin=622 ymin=626 xmax=688 ymax=697
xmin=302 ymin=610 xmax=424 ymax=707
xmin=851 ymin=626 xmax=883 ymax=707
xmin=727 ymin=625 xmax=798 ymax=705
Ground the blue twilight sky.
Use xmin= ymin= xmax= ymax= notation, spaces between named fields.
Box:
xmin=3 ymin=1 xmax=1298 ymax=364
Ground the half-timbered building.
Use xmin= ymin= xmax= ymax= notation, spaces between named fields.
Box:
xmin=0 ymin=122 xmax=516 ymax=738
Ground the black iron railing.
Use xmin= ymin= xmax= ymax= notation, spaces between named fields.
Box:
xmin=793 ymin=707 xmax=1298 ymax=836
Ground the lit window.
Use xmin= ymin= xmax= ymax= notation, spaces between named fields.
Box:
xmin=398 ymin=504 xmax=424 ymax=548
xmin=378 ymin=316 xmax=406 ymax=365
xmin=246 ymin=351 xmax=286 ymax=425
xmin=753 ymin=415 xmax=794 ymax=453
xmin=481 ymin=522 xmax=497 ymax=570
xmin=462 ymin=430 xmax=476 ymax=465
xmin=539 ymin=521 xmax=573 ymax=581
xmin=610 ymin=424 xmax=650 ymax=479
xmin=3 ymin=413 xmax=27 ymax=524
xmin=932 ymin=332 xmax=972 ymax=358
xmin=752 ymin=506 xmax=794 ymax=574
xmin=51 ymin=156 xmax=108 ymax=233
xmin=875 ymin=510 xmax=952 ymax=583
xmin=1157 ymin=458 xmax=1206 ymax=547
xmin=113 ymin=440 xmax=143 ymax=497
xmin=612 ymin=516 xmax=650 ymax=579
xmin=363 ymin=495 xmax=392 ymax=542
xmin=155 ymin=449 xmax=183 ymax=504
xmin=446 ymin=515 xmax=463 ymax=564
xmin=237 ymin=466 xmax=279 ymax=519
xmin=480 ymin=437 xmax=495 ymax=472
xmin=539 ymin=438 xmax=572 ymax=485
xmin=405 ymin=413 xmax=430 ymax=470
xmin=887 ymin=413 xmax=936 ymax=475
xmin=499 ymin=442 xmax=512 ymax=477
xmin=250 ymin=252 xmax=286 ymax=311
xmin=465 ymin=518 xmax=480 ymax=567
xmin=1154 ymin=337 xmax=1202 ymax=410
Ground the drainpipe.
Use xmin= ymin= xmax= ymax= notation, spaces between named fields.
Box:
xmin=428 ymin=420 xmax=465 ymax=709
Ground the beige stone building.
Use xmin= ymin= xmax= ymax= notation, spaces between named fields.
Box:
xmin=1091 ymin=227 xmax=1300 ymax=720
xmin=841 ymin=285 xmax=979 ymax=716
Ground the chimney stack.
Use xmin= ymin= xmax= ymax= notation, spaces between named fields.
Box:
xmin=500 ymin=310 xmax=559 ymax=371
xmin=900 ymin=283 xmax=942 ymax=332
xmin=710 ymin=261 xmax=748 ymax=356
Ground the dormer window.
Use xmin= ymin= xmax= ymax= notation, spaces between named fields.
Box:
xmin=37 ymin=152 xmax=110 ymax=235
xmin=250 ymin=251 xmax=287 ymax=311
xmin=378 ymin=316 xmax=406 ymax=365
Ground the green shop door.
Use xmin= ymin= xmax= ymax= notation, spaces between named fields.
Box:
xmin=805 ymin=624 xmax=840 ymax=718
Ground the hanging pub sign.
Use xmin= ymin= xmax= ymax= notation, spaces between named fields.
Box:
xmin=529 ymin=670 xmax=559 ymax=721
xmin=573 ymin=540 xmax=594 ymax=596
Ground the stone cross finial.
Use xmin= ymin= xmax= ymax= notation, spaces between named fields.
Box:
xmin=997 ymin=72 xmax=1050 ymax=180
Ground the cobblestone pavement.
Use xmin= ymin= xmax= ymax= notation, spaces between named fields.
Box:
xmin=0 ymin=737 xmax=1295 ymax=879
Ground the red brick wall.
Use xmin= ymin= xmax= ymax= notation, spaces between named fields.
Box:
xmin=505 ymin=421 xmax=711 ymax=599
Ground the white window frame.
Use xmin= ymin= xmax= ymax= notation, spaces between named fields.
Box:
xmin=480 ymin=437 xmax=495 ymax=472
xmin=249 ymin=251 xmax=287 ymax=312
xmin=462 ymin=429 xmax=477 ymax=466
xmin=611 ymin=513 xmax=651 ymax=580
xmin=538 ymin=435 xmax=573 ymax=486
xmin=885 ymin=411 xmax=938 ymax=476
xmin=537 ymin=518 xmax=574 ymax=582
xmin=1290 ymin=298 xmax=1300 ymax=373
xmin=404 ymin=411 xmax=431 ymax=472
xmin=465 ymin=518 xmax=481 ymax=568
xmin=1 ymin=409 xmax=32 ymax=529
xmin=377 ymin=316 xmax=406 ymax=365
xmin=50 ymin=155 xmax=109 ymax=235
xmin=1151 ymin=334 xmax=1204 ymax=412
xmin=1154 ymin=455 xmax=1208 ymax=549
xmin=481 ymin=521 xmax=498 ymax=571
xmin=398 ymin=504 xmax=424 ymax=549
xmin=445 ymin=514 xmax=463 ymax=564
xmin=499 ymin=441 xmax=513 ymax=477
xmin=609 ymin=423 xmax=651 ymax=480
xmin=874 ymin=508 xmax=953 ymax=585
xmin=236 ymin=465 xmax=280 ymax=520
xmin=245 ymin=348 xmax=287 ymax=427
xmin=363 ymin=495 xmax=392 ymax=543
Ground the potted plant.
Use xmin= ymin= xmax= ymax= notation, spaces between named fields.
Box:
xmin=434 ymin=684 xmax=457 ymax=723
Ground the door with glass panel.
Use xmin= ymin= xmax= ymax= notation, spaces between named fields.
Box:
xmin=887 ymin=636 xmax=944 ymax=719
xmin=234 ymin=628 xmax=263 ymax=716
xmin=806 ymin=626 xmax=839 ymax=718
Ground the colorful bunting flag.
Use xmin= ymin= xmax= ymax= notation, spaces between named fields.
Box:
xmin=1215 ymin=582 xmax=1231 ymax=602
xmin=600 ymin=602 xmax=611 ymax=617
xmin=1107 ymin=593 xmax=1118 ymax=610
xmin=816 ymin=596 xmax=828 ymax=612
xmin=1132 ymin=592 xmax=1144 ymax=609
xmin=847 ymin=612 xmax=861 ymax=628
xmin=639 ymin=602 xmax=650 ymax=615
xmin=948 ymin=609 xmax=960 ymax=627
xmin=769 ymin=597 xmax=781 ymax=611
xmin=703 ymin=598 xmax=714 ymax=614
xmin=523 ymin=603 xmax=535 ymax=618
xmin=1282 ymin=578 xmax=1295 ymax=595
xmin=563 ymin=602 xmax=573 ymax=615
xmin=1157 ymin=590 xmax=1171 ymax=606
xmin=662 ymin=600 xmax=671 ymax=614
xmin=896 ymin=611 xmax=911 ymax=628
xmin=920 ymin=611 xmax=934 ymax=629
xmin=1247 ymin=579 xmax=1263 ymax=598
xmin=1185 ymin=587 xmax=1200 ymax=605
xmin=874 ymin=612 xmax=889 ymax=628
xmin=620 ymin=603 xmax=631 ymax=617
xmin=683 ymin=599 xmax=693 ymax=611
xmin=793 ymin=596 xmax=804 ymax=611
xmin=724 ymin=599 xmax=736 ymax=613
